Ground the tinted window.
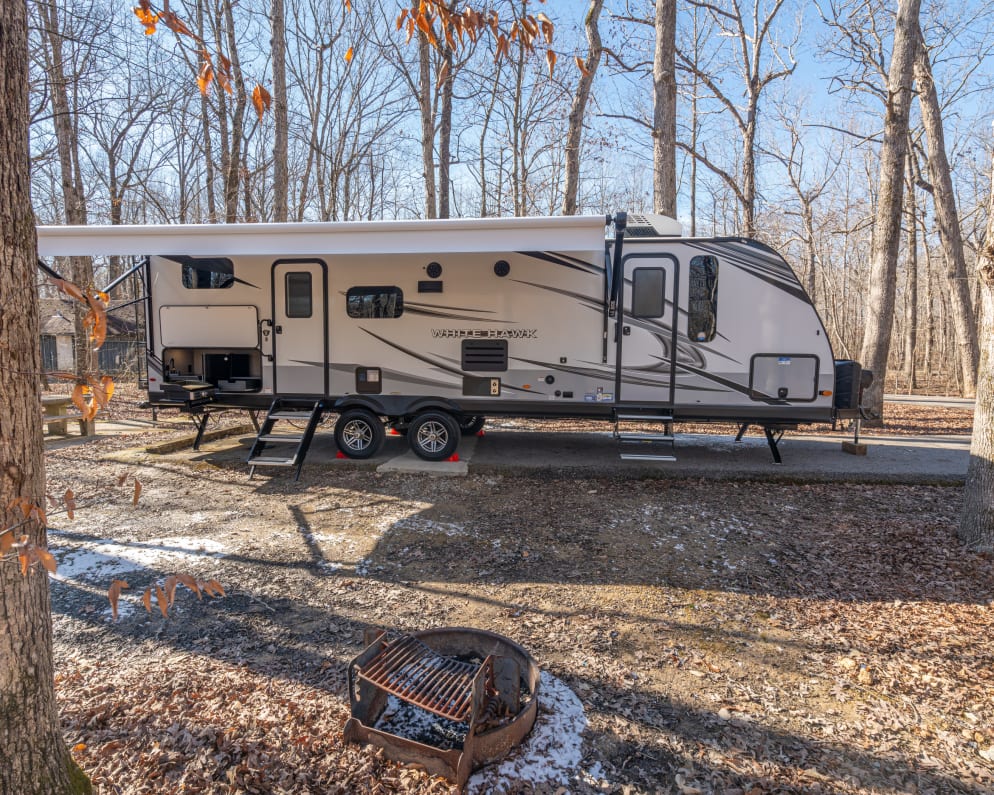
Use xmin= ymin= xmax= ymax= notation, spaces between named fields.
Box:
xmin=631 ymin=267 xmax=665 ymax=318
xmin=285 ymin=272 xmax=312 ymax=318
xmin=181 ymin=258 xmax=235 ymax=289
xmin=347 ymin=286 xmax=403 ymax=318
xmin=688 ymin=255 xmax=718 ymax=342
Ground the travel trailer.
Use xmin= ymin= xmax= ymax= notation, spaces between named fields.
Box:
xmin=37 ymin=212 xmax=869 ymax=476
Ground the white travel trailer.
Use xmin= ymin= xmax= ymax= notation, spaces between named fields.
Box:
xmin=37 ymin=212 xmax=868 ymax=476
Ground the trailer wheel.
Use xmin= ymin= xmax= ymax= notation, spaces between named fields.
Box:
xmin=408 ymin=411 xmax=460 ymax=461
xmin=334 ymin=409 xmax=385 ymax=459
xmin=459 ymin=415 xmax=486 ymax=435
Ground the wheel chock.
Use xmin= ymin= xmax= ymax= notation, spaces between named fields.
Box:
xmin=447 ymin=453 xmax=460 ymax=462
xmin=336 ymin=451 xmax=348 ymax=459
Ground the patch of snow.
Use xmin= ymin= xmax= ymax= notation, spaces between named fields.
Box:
xmin=49 ymin=531 xmax=227 ymax=584
xmin=467 ymin=672 xmax=587 ymax=794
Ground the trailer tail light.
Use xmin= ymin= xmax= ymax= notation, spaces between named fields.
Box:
xmin=820 ymin=390 xmax=833 ymax=396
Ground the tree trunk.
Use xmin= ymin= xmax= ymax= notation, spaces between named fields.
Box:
xmin=562 ymin=0 xmax=604 ymax=216
xmin=270 ymin=0 xmax=289 ymax=222
xmin=37 ymin=0 xmax=96 ymax=378
xmin=417 ymin=32 xmax=437 ymax=219
xmin=903 ymin=175 xmax=918 ymax=390
xmin=858 ymin=0 xmax=922 ymax=421
xmin=959 ymin=141 xmax=994 ymax=550
xmin=1 ymin=1 xmax=91 ymax=791
xmin=913 ymin=25 xmax=979 ymax=397
xmin=651 ymin=0 xmax=676 ymax=217
xmin=437 ymin=46 xmax=454 ymax=219
xmin=222 ymin=0 xmax=248 ymax=222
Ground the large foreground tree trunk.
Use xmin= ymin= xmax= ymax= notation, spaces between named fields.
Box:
xmin=959 ymin=146 xmax=994 ymax=551
xmin=913 ymin=24 xmax=979 ymax=397
xmin=858 ymin=0 xmax=922 ymax=421
xmin=0 ymin=2 xmax=91 ymax=792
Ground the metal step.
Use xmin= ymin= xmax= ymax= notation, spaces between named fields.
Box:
xmin=620 ymin=453 xmax=677 ymax=461
xmin=616 ymin=433 xmax=675 ymax=442
xmin=615 ymin=413 xmax=674 ymax=422
xmin=247 ymin=455 xmax=298 ymax=466
xmin=270 ymin=411 xmax=314 ymax=419
xmin=256 ymin=433 xmax=305 ymax=442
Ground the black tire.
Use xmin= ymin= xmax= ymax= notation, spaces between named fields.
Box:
xmin=459 ymin=415 xmax=486 ymax=435
xmin=334 ymin=409 xmax=385 ymax=459
xmin=408 ymin=411 xmax=460 ymax=461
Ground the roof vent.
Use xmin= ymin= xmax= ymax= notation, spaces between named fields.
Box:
xmin=626 ymin=213 xmax=683 ymax=237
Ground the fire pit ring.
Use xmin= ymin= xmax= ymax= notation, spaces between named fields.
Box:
xmin=344 ymin=626 xmax=541 ymax=788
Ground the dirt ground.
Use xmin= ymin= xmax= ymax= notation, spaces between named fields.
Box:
xmin=43 ymin=394 xmax=993 ymax=794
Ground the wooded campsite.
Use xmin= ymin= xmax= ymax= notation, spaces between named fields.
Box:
xmin=2 ymin=0 xmax=994 ymax=792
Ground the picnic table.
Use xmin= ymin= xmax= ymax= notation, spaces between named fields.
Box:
xmin=41 ymin=394 xmax=94 ymax=437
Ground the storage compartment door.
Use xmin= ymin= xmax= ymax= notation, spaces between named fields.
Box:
xmin=272 ymin=261 xmax=328 ymax=394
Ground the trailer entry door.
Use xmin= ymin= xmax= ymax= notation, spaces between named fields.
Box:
xmin=616 ymin=253 xmax=678 ymax=405
xmin=271 ymin=260 xmax=328 ymax=395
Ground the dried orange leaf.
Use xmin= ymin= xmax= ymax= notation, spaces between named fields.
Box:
xmin=108 ymin=580 xmax=129 ymax=621
xmin=70 ymin=383 xmax=87 ymax=415
xmin=575 ymin=55 xmax=591 ymax=77
xmin=19 ymin=552 xmax=29 ymax=576
xmin=164 ymin=575 xmax=179 ymax=606
xmin=36 ymin=547 xmax=57 ymax=575
xmin=155 ymin=585 xmax=169 ymax=618
xmin=73 ymin=742 xmax=86 ymax=753
xmin=435 ymin=60 xmax=450 ymax=90
xmin=0 ymin=529 xmax=14 ymax=557
xmin=142 ymin=587 xmax=152 ymax=614
xmin=132 ymin=480 xmax=142 ymax=506
xmin=64 ymin=488 xmax=76 ymax=520
xmin=344 ymin=46 xmax=354 ymax=63
xmin=176 ymin=573 xmax=202 ymax=599
xmin=117 ymin=472 xmax=129 ymax=487
xmin=206 ymin=579 xmax=226 ymax=597
xmin=546 ymin=49 xmax=557 ymax=76
xmin=251 ymin=84 xmax=272 ymax=120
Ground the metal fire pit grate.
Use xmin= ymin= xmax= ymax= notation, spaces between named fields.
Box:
xmin=344 ymin=627 xmax=541 ymax=789
xmin=355 ymin=634 xmax=492 ymax=723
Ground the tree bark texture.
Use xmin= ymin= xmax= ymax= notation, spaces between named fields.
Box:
xmin=858 ymin=0 xmax=922 ymax=421
xmin=561 ymin=0 xmax=603 ymax=216
xmin=270 ymin=0 xmax=289 ymax=222
xmin=959 ymin=141 xmax=994 ymax=551
xmin=651 ymin=0 xmax=676 ymax=217
xmin=437 ymin=47 xmax=454 ymax=219
xmin=1 ymin=1 xmax=91 ymax=791
xmin=417 ymin=32 xmax=437 ymax=219
xmin=903 ymin=174 xmax=918 ymax=390
xmin=913 ymin=25 xmax=979 ymax=397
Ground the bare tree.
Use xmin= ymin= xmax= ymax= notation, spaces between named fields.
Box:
xmin=652 ymin=0 xmax=676 ymax=216
xmin=857 ymin=0 xmax=921 ymax=420
xmin=562 ymin=0 xmax=604 ymax=215
xmin=912 ymin=22 xmax=979 ymax=396
xmin=270 ymin=0 xmax=289 ymax=221
xmin=959 ymin=127 xmax=994 ymax=551
xmin=676 ymin=0 xmax=797 ymax=237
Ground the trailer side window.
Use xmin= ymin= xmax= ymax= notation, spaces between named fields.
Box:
xmin=631 ymin=268 xmax=665 ymax=318
xmin=285 ymin=272 xmax=312 ymax=318
xmin=180 ymin=257 xmax=235 ymax=289
xmin=347 ymin=286 xmax=404 ymax=318
xmin=688 ymin=255 xmax=718 ymax=342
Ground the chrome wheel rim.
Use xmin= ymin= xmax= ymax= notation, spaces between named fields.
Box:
xmin=416 ymin=421 xmax=449 ymax=454
xmin=342 ymin=420 xmax=373 ymax=451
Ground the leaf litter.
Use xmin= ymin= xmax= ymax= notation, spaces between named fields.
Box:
xmin=46 ymin=398 xmax=993 ymax=793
